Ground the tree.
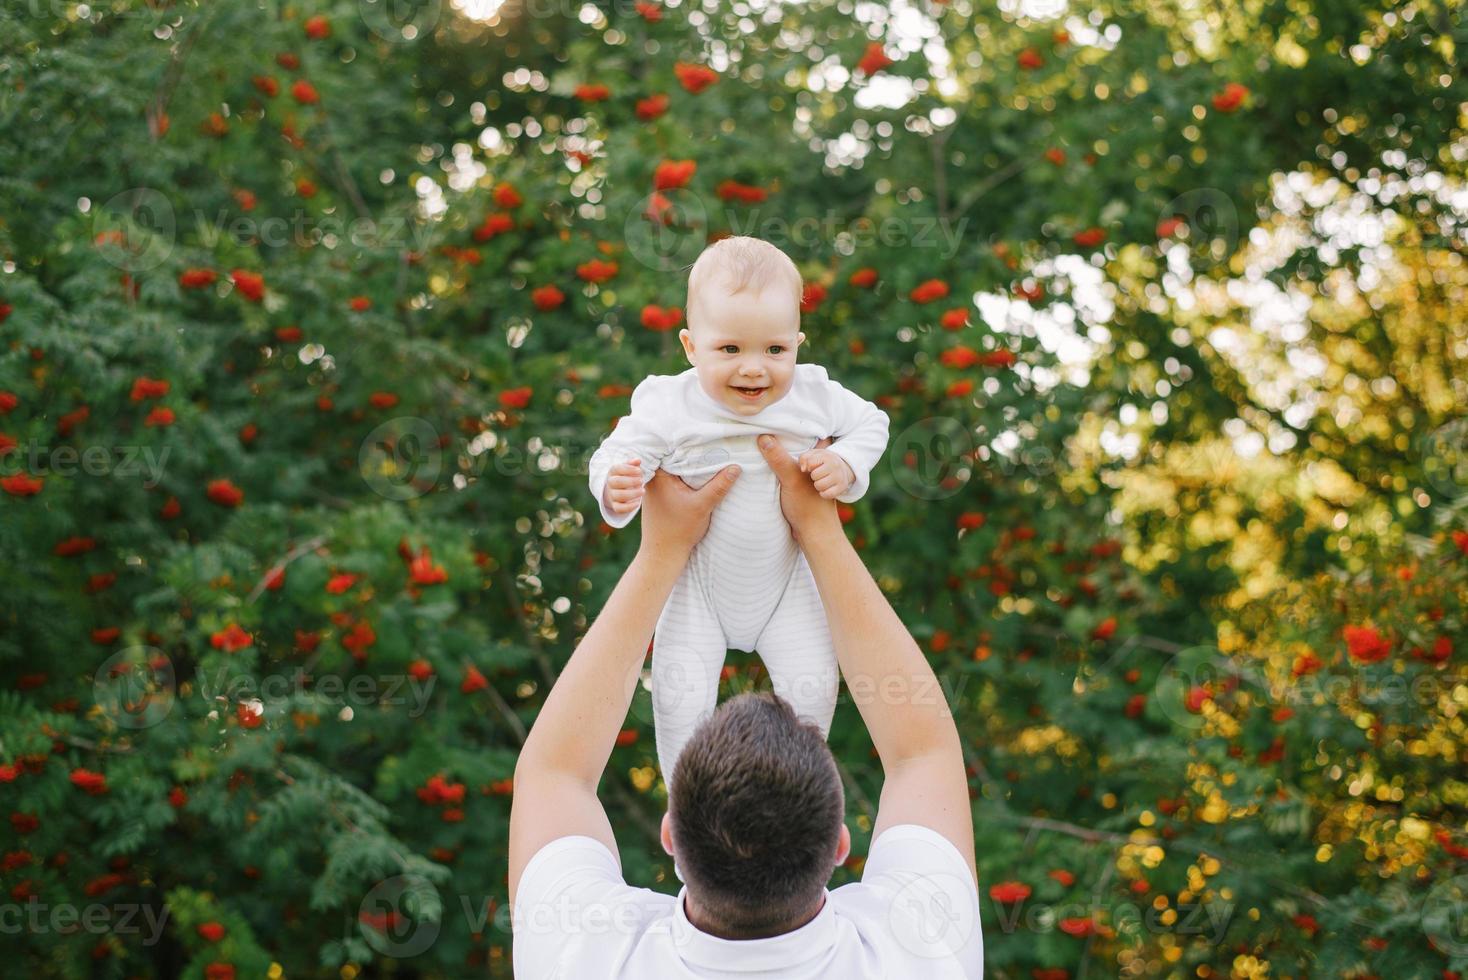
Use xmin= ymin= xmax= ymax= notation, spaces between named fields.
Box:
xmin=1 ymin=0 xmax=1463 ymax=975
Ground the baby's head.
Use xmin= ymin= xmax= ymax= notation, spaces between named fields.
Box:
xmin=679 ymin=236 xmax=806 ymax=417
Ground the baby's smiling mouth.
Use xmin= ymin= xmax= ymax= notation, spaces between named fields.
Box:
xmin=731 ymin=386 xmax=766 ymax=398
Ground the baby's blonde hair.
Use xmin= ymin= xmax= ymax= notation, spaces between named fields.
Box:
xmin=686 ymin=236 xmax=803 ymax=331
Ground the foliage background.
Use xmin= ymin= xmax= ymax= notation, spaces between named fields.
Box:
xmin=1 ymin=0 xmax=1466 ymax=976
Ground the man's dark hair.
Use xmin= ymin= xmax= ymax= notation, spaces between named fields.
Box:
xmin=669 ymin=691 xmax=845 ymax=938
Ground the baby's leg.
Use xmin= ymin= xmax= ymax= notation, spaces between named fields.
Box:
xmin=754 ymin=553 xmax=839 ymax=739
xmin=652 ymin=570 xmax=729 ymax=794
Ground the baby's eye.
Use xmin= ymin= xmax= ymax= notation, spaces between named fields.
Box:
xmin=721 ymin=345 xmax=739 ymax=354
xmin=767 ymin=346 xmax=785 ymax=354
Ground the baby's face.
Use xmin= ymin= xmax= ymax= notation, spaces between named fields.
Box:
xmin=679 ymin=283 xmax=805 ymax=417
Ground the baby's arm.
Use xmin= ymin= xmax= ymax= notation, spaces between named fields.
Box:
xmin=587 ymin=379 xmax=672 ymax=528
xmin=811 ymin=378 xmax=890 ymax=503
xmin=601 ymin=458 xmax=647 ymax=519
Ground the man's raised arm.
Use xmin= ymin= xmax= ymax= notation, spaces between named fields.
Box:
xmin=755 ymin=434 xmax=976 ymax=884
xmin=508 ymin=463 xmax=741 ymax=908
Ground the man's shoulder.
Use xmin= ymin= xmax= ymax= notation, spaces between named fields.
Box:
xmin=828 ymin=824 xmax=984 ymax=974
xmin=512 ymin=836 xmax=678 ymax=973
xmin=834 ymin=823 xmax=976 ymax=895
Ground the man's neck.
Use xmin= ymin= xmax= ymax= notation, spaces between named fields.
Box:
xmin=682 ymin=891 xmax=825 ymax=940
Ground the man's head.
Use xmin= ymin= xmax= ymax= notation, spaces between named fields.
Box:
xmin=660 ymin=691 xmax=849 ymax=939
xmin=679 ymin=236 xmax=806 ymax=417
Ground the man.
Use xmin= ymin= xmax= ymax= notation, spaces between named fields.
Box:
xmin=509 ymin=433 xmax=982 ymax=977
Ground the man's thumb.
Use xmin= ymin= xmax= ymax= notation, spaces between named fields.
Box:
xmin=704 ymin=464 xmax=741 ymax=498
xmin=757 ymin=434 xmax=796 ymax=480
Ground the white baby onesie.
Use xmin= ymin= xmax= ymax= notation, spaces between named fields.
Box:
xmin=588 ymin=364 xmax=890 ymax=793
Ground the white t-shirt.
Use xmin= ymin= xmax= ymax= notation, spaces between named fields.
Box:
xmin=511 ymin=824 xmax=984 ymax=978
xmin=588 ymin=364 xmax=890 ymax=529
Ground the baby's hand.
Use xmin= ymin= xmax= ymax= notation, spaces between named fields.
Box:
xmin=604 ymin=458 xmax=646 ymax=516
xmin=797 ymin=447 xmax=855 ymax=500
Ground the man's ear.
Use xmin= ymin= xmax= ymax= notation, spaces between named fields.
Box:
xmin=834 ymin=823 xmax=851 ymax=866
xmin=678 ymin=328 xmax=697 ymax=366
xmin=661 ymin=812 xmax=676 ymax=857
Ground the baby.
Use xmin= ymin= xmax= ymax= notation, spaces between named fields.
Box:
xmin=587 ymin=236 xmax=890 ymax=794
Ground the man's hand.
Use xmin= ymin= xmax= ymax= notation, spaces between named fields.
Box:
xmin=638 ymin=464 xmax=741 ymax=560
xmin=603 ymin=459 xmax=645 ymax=516
xmin=798 ymin=446 xmax=856 ymax=499
xmin=757 ymin=435 xmax=841 ymax=543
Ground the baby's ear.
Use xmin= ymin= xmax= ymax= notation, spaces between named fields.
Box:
xmin=678 ymin=328 xmax=697 ymax=365
xmin=794 ymin=331 xmax=806 ymax=351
